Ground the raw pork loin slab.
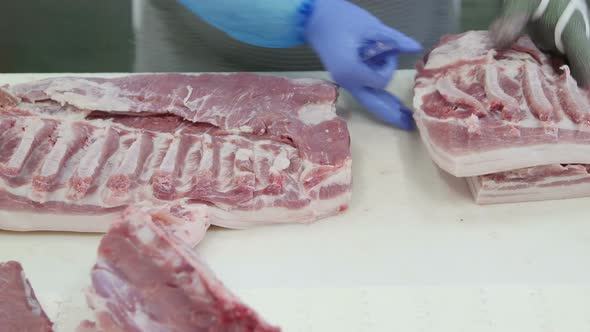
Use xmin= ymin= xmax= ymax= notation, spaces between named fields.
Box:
xmin=83 ymin=207 xmax=280 ymax=332
xmin=0 ymin=73 xmax=352 ymax=232
xmin=0 ymin=261 xmax=54 ymax=332
xmin=413 ymin=31 xmax=590 ymax=177
xmin=468 ymin=164 xmax=590 ymax=204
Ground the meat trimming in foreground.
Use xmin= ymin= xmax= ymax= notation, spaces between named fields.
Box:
xmin=81 ymin=206 xmax=280 ymax=332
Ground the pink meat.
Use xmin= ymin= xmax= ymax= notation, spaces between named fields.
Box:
xmin=0 ymin=261 xmax=54 ymax=332
xmin=435 ymin=76 xmax=486 ymax=117
xmin=468 ymin=164 xmax=590 ymax=204
xmin=522 ymin=63 xmax=553 ymax=122
xmin=0 ymin=73 xmax=352 ymax=233
xmin=9 ymin=73 xmax=347 ymax=166
xmin=557 ymin=66 xmax=590 ymax=125
xmin=83 ymin=206 xmax=280 ymax=332
xmin=413 ymin=31 xmax=590 ymax=177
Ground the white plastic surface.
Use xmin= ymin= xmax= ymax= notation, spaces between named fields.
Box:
xmin=1 ymin=71 xmax=590 ymax=331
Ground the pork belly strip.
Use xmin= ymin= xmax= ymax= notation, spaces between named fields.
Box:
xmin=82 ymin=206 xmax=280 ymax=332
xmin=0 ymin=73 xmax=352 ymax=232
xmin=413 ymin=31 xmax=590 ymax=177
xmin=468 ymin=164 xmax=590 ymax=204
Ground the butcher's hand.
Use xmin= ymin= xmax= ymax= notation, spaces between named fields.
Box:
xmin=305 ymin=0 xmax=422 ymax=130
xmin=177 ymin=0 xmax=422 ymax=130
xmin=489 ymin=0 xmax=590 ymax=87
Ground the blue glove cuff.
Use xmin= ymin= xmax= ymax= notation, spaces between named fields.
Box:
xmin=297 ymin=0 xmax=317 ymax=34
xmin=178 ymin=0 xmax=318 ymax=48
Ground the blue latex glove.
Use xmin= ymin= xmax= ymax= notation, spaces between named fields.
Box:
xmin=176 ymin=0 xmax=311 ymax=48
xmin=304 ymin=0 xmax=423 ymax=130
xmin=177 ymin=0 xmax=422 ymax=129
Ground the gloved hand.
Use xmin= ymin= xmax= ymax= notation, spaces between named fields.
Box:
xmin=489 ymin=0 xmax=590 ymax=87
xmin=304 ymin=0 xmax=422 ymax=130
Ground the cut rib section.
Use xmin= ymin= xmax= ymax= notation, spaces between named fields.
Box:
xmin=84 ymin=206 xmax=280 ymax=332
xmin=414 ymin=31 xmax=590 ymax=177
xmin=0 ymin=72 xmax=352 ymax=232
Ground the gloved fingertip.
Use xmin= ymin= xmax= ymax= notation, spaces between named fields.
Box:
xmin=377 ymin=27 xmax=423 ymax=54
xmin=378 ymin=110 xmax=416 ymax=130
xmin=367 ymin=96 xmax=415 ymax=130
xmin=400 ymin=106 xmax=414 ymax=117
xmin=397 ymin=38 xmax=423 ymax=54
xmin=349 ymin=87 xmax=416 ymax=130
xmin=372 ymin=56 xmax=398 ymax=85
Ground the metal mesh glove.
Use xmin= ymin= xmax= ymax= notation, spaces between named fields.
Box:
xmin=490 ymin=0 xmax=590 ymax=87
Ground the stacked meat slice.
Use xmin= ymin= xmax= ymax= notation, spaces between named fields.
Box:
xmin=413 ymin=31 xmax=590 ymax=204
xmin=0 ymin=73 xmax=352 ymax=232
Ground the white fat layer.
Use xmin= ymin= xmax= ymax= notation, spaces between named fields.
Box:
xmin=197 ymin=134 xmax=213 ymax=174
xmin=210 ymin=189 xmax=352 ymax=228
xmin=159 ymin=136 xmax=182 ymax=174
xmin=308 ymin=161 xmax=353 ymax=193
xmin=76 ymin=128 xmax=112 ymax=179
xmin=0 ymin=176 xmax=351 ymax=233
xmin=183 ymin=90 xmax=210 ymax=112
xmin=270 ymin=150 xmax=290 ymax=173
xmin=424 ymin=31 xmax=489 ymax=70
xmin=8 ymin=118 xmax=47 ymax=170
xmin=484 ymin=59 xmax=519 ymax=109
xmin=183 ymin=85 xmax=193 ymax=105
xmin=479 ymin=169 xmax=590 ymax=187
xmin=0 ymin=105 xmax=352 ymax=230
xmin=135 ymin=224 xmax=156 ymax=245
xmin=139 ymin=135 xmax=173 ymax=184
xmin=413 ymin=52 xmax=590 ymax=178
xmin=524 ymin=63 xmax=552 ymax=111
xmin=39 ymin=122 xmax=81 ymax=177
xmin=176 ymin=140 xmax=203 ymax=193
xmin=413 ymin=34 xmax=583 ymax=133
xmin=415 ymin=116 xmax=590 ymax=177
xmin=20 ymin=270 xmax=42 ymax=316
xmin=44 ymin=79 xmax=132 ymax=112
xmin=298 ymin=103 xmax=337 ymax=125
xmin=216 ymin=139 xmax=237 ymax=191
xmin=468 ymin=173 xmax=590 ymax=204
xmin=113 ymin=133 xmax=146 ymax=176
xmin=0 ymin=209 xmax=118 ymax=232
xmin=235 ymin=148 xmax=252 ymax=162
xmin=130 ymin=306 xmax=165 ymax=332
xmin=2 ymin=133 xmax=349 ymax=212
xmin=17 ymin=103 xmax=92 ymax=121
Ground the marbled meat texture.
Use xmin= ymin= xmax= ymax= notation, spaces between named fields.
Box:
xmin=0 ymin=261 xmax=54 ymax=332
xmin=84 ymin=206 xmax=280 ymax=332
xmin=468 ymin=164 xmax=590 ymax=204
xmin=413 ymin=31 xmax=590 ymax=177
xmin=0 ymin=73 xmax=352 ymax=232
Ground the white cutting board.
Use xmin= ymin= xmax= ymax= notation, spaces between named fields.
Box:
xmin=1 ymin=71 xmax=590 ymax=332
